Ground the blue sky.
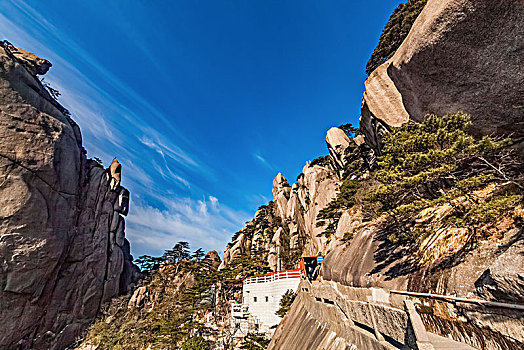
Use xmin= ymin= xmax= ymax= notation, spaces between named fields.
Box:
xmin=0 ymin=0 xmax=400 ymax=257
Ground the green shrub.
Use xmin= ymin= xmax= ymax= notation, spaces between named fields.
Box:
xmin=182 ymin=336 xmax=209 ymax=350
xmin=366 ymin=112 xmax=522 ymax=243
xmin=240 ymin=334 xmax=270 ymax=350
xmin=462 ymin=195 xmax=522 ymax=226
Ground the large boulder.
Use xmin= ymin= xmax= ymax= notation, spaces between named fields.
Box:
xmin=360 ymin=0 xmax=524 ymax=152
xmin=0 ymin=42 xmax=139 ymax=349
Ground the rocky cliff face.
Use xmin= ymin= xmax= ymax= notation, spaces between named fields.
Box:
xmin=222 ymin=0 xmax=524 ymax=299
xmin=221 ymin=0 xmax=523 ymax=348
xmin=0 ymin=42 xmax=139 ymax=349
xmin=220 ymin=127 xmax=359 ymax=273
xmin=360 ymin=0 xmax=524 ymax=153
xmin=324 ymin=0 xmax=524 ymax=299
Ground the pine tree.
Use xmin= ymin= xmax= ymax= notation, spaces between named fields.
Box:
xmin=366 ymin=112 xmax=523 ymax=243
xmin=192 ymin=248 xmax=205 ymax=261
xmin=275 ymin=290 xmax=296 ymax=318
xmin=164 ymin=241 xmax=191 ymax=263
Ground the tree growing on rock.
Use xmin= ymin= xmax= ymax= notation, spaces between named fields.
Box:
xmin=366 ymin=112 xmax=523 ymax=243
xmin=164 ymin=241 xmax=191 ymax=263
xmin=366 ymin=0 xmax=428 ymax=75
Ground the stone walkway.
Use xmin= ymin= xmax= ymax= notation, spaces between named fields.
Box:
xmin=427 ymin=332 xmax=476 ymax=350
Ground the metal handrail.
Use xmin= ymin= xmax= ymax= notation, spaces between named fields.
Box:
xmin=390 ymin=290 xmax=524 ymax=311
xmin=244 ymin=269 xmax=301 ymax=284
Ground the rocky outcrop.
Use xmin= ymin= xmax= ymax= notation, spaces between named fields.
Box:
xmin=77 ymin=251 xmax=221 ymax=349
xmin=220 ymin=2 xmax=524 ymax=348
xmin=220 ymin=127 xmax=361 ymax=272
xmin=321 ymin=215 xmax=524 ymax=300
xmin=127 ymin=251 xmax=222 ymax=311
xmin=321 ymin=0 xmax=524 ymax=299
xmin=474 ymin=231 xmax=524 ymax=304
xmin=7 ymin=44 xmax=52 ymax=75
xmin=0 ymin=42 xmax=139 ymax=349
xmin=204 ymin=250 xmax=222 ymax=271
xmin=326 ymin=127 xmax=352 ymax=175
xmin=360 ymin=0 xmax=524 ymax=153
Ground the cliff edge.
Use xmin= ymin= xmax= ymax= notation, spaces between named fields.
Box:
xmin=0 ymin=42 xmax=140 ymax=349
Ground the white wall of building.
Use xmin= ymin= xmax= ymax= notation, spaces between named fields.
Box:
xmin=242 ymin=277 xmax=300 ymax=334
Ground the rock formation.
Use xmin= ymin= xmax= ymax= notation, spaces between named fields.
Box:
xmin=220 ymin=0 xmax=524 ymax=298
xmin=220 ymin=127 xmax=359 ymax=272
xmin=324 ymin=0 xmax=524 ymax=298
xmin=360 ymin=0 xmax=524 ymax=153
xmin=0 ymin=41 xmax=139 ymax=349
xmin=220 ymin=0 xmax=524 ymax=348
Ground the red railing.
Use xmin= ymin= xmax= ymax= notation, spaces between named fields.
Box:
xmin=243 ymin=269 xmax=301 ymax=285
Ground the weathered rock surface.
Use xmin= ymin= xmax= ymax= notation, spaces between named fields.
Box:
xmin=220 ymin=126 xmax=359 ymax=272
xmin=270 ymin=280 xmax=521 ymax=350
xmin=323 ymin=0 xmax=524 ymax=300
xmin=8 ymin=44 xmax=52 ymax=75
xmin=0 ymin=42 xmax=139 ymax=349
xmin=326 ymin=127 xmax=352 ymax=174
xmin=360 ymin=0 xmax=524 ymax=152
xmin=220 ymin=1 xmax=524 ymax=348
xmin=474 ymin=230 xmax=524 ymax=304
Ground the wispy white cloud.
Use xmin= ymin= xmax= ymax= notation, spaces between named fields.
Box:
xmin=246 ymin=193 xmax=270 ymax=206
xmin=254 ymin=153 xmax=275 ymax=170
xmin=0 ymin=0 xmax=245 ymax=257
xmin=127 ymin=196 xmax=250 ymax=257
xmin=4 ymin=0 xmax=180 ymax=135
xmin=209 ymin=195 xmax=219 ymax=210
xmin=138 ymin=134 xmax=198 ymax=169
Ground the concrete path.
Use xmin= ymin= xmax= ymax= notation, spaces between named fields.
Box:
xmin=427 ymin=332 xmax=477 ymax=350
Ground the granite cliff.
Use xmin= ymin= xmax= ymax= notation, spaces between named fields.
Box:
xmin=222 ymin=0 xmax=524 ymax=306
xmin=3 ymin=0 xmax=522 ymax=348
xmin=218 ymin=0 xmax=524 ymax=348
xmin=360 ymin=0 xmax=524 ymax=153
xmin=0 ymin=41 xmax=139 ymax=349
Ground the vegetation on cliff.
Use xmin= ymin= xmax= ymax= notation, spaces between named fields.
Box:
xmin=366 ymin=112 xmax=523 ymax=243
xmin=316 ymin=124 xmax=365 ymax=240
xmin=81 ymin=243 xmax=219 ymax=349
xmin=81 ymin=235 xmax=281 ymax=349
xmin=366 ymin=0 xmax=427 ymax=75
xmin=228 ymin=201 xmax=304 ymax=271
xmin=275 ymin=290 xmax=297 ymax=318
xmin=318 ymin=113 xmax=523 ymax=250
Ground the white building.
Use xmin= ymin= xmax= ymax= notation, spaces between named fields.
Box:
xmin=231 ymin=269 xmax=301 ymax=336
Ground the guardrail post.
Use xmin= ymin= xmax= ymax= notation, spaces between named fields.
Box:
xmin=404 ymin=299 xmax=434 ymax=350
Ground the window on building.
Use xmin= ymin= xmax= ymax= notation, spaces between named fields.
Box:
xmin=265 ymin=296 xmax=269 ymax=302
xmin=253 ymin=297 xmax=257 ymax=302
